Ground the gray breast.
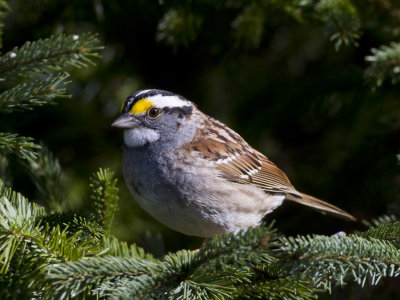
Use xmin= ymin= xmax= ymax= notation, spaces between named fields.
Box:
xmin=121 ymin=145 xmax=230 ymax=236
xmin=123 ymin=147 xmax=177 ymax=201
xmin=121 ymin=145 xmax=283 ymax=237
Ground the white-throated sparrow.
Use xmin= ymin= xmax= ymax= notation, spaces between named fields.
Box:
xmin=112 ymin=89 xmax=355 ymax=237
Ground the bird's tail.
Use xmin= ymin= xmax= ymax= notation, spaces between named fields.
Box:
xmin=286 ymin=192 xmax=356 ymax=222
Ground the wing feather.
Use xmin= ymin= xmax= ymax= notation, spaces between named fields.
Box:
xmin=180 ymin=116 xmax=299 ymax=195
xmin=177 ymin=113 xmax=355 ymax=221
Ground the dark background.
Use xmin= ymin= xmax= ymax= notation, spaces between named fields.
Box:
xmin=2 ymin=0 xmax=399 ymax=262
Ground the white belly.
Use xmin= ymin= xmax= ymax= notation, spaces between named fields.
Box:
xmin=125 ymin=171 xmax=284 ymax=237
xmin=123 ymin=148 xmax=285 ymax=237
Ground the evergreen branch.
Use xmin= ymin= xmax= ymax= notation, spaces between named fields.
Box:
xmin=193 ymin=224 xmax=277 ymax=273
xmin=102 ymin=235 xmax=154 ymax=260
xmin=90 ymin=168 xmax=119 ymax=232
xmin=0 ymin=72 xmax=71 ymax=112
xmin=40 ymin=211 xmax=104 ymax=249
xmin=36 ymin=224 xmax=89 ymax=263
xmin=72 ymin=216 xmax=105 ymax=249
xmin=0 ymin=132 xmax=40 ymax=162
xmin=46 ymin=256 xmax=162 ymax=300
xmin=173 ymin=275 xmax=237 ymax=300
xmin=22 ymin=145 xmax=66 ymax=211
xmin=0 ymin=185 xmax=46 ymax=273
xmin=365 ymin=214 xmax=398 ymax=227
xmin=0 ymin=182 xmax=103 ymax=296
xmin=0 ymin=242 xmax=43 ymax=299
xmin=46 ymin=225 xmax=279 ymax=299
xmin=0 ymin=221 xmax=96 ymax=298
xmin=0 ymin=180 xmax=89 ymax=270
xmin=315 ymin=0 xmax=360 ymax=50
xmin=358 ymin=221 xmax=400 ymax=248
xmin=0 ymin=0 xmax=10 ymax=49
xmin=0 ymin=178 xmax=45 ymax=218
xmin=110 ymin=265 xmax=237 ymax=300
xmin=0 ymin=33 xmax=102 ymax=80
xmin=107 ymin=255 xmax=182 ymax=300
xmin=111 ymin=225 xmax=279 ymax=299
xmin=365 ymin=42 xmax=400 ymax=88
xmin=46 ymin=235 xmax=156 ymax=298
xmin=238 ymin=277 xmax=320 ymax=300
xmin=156 ymin=1 xmax=361 ymax=51
xmin=277 ymin=234 xmax=400 ymax=291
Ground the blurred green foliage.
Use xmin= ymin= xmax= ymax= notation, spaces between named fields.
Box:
xmin=1 ymin=0 xmax=399 ymax=275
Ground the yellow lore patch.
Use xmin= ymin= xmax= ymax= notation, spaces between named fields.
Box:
xmin=130 ymin=98 xmax=152 ymax=115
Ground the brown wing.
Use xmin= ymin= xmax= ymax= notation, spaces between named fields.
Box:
xmin=187 ymin=138 xmax=299 ymax=195
xmin=180 ymin=115 xmax=300 ymax=196
xmin=178 ymin=113 xmax=356 ymax=221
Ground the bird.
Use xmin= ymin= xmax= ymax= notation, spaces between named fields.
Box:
xmin=112 ymin=89 xmax=356 ymax=238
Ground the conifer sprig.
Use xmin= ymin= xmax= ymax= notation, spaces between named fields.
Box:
xmin=102 ymin=235 xmax=154 ymax=259
xmin=23 ymin=145 xmax=66 ymax=211
xmin=0 ymin=132 xmax=40 ymax=162
xmin=277 ymin=234 xmax=400 ymax=290
xmin=315 ymin=0 xmax=360 ymax=50
xmin=0 ymin=185 xmax=46 ymax=273
xmin=0 ymin=72 xmax=70 ymax=112
xmin=39 ymin=212 xmax=105 ymax=254
xmin=156 ymin=0 xmax=361 ymax=51
xmin=0 ymin=33 xmax=102 ymax=80
xmin=0 ymin=179 xmax=107 ymax=297
xmin=90 ymin=168 xmax=119 ymax=232
xmin=47 ymin=256 xmax=162 ymax=299
xmin=0 ymin=0 xmax=9 ymax=49
xmin=46 ymin=225 xmax=280 ymax=299
xmin=365 ymin=42 xmax=400 ymax=88
xmin=359 ymin=221 xmax=400 ymax=248
xmin=238 ymin=277 xmax=321 ymax=300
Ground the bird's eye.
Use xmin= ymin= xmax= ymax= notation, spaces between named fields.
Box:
xmin=147 ymin=107 xmax=160 ymax=119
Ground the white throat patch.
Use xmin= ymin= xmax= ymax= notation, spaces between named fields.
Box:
xmin=124 ymin=127 xmax=160 ymax=147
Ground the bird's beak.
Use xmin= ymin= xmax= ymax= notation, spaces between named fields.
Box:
xmin=111 ymin=114 xmax=139 ymax=129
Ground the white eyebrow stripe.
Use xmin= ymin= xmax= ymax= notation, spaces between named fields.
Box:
xmin=136 ymin=89 xmax=152 ymax=96
xmin=149 ymin=95 xmax=190 ymax=108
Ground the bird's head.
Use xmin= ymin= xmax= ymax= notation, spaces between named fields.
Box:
xmin=112 ymin=89 xmax=196 ymax=149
